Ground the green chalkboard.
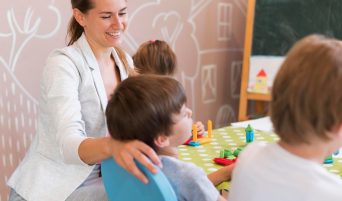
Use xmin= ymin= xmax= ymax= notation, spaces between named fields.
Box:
xmin=252 ymin=0 xmax=342 ymax=56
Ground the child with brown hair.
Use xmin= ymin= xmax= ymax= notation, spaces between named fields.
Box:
xmin=133 ymin=40 xmax=177 ymax=75
xmin=133 ymin=40 xmax=205 ymax=135
xmin=106 ymin=74 xmax=233 ymax=201
xmin=229 ymin=34 xmax=342 ymax=201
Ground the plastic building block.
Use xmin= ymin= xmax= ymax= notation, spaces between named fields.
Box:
xmin=324 ymin=155 xmax=333 ymax=164
xmin=213 ymin=158 xmax=237 ymax=166
xmin=189 ymin=141 xmax=201 ymax=146
xmin=184 ymin=120 xmax=213 ymax=146
xmin=233 ymin=147 xmax=243 ymax=157
xmin=207 ymin=120 xmax=212 ymax=138
xmin=334 ymin=149 xmax=340 ymax=156
xmin=245 ymin=124 xmax=254 ymax=143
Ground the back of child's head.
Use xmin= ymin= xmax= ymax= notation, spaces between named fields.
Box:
xmin=271 ymin=34 xmax=342 ymax=144
xmin=133 ymin=40 xmax=177 ymax=75
xmin=106 ymin=74 xmax=186 ymax=150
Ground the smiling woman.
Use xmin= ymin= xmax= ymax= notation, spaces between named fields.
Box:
xmin=6 ymin=0 xmax=160 ymax=201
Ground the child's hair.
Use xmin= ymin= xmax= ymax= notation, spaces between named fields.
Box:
xmin=106 ymin=74 xmax=186 ymax=150
xmin=133 ymin=40 xmax=177 ymax=75
xmin=271 ymin=34 xmax=342 ymax=144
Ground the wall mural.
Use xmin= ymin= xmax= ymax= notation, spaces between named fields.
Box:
xmin=0 ymin=0 xmax=247 ymax=199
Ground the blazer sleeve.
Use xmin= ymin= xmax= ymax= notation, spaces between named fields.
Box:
xmin=41 ymin=51 xmax=90 ymax=166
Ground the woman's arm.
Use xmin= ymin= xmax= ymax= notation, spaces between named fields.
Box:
xmin=78 ymin=136 xmax=161 ymax=184
xmin=207 ymin=164 xmax=235 ymax=186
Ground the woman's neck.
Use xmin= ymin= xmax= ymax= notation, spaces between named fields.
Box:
xmin=85 ymin=33 xmax=112 ymax=62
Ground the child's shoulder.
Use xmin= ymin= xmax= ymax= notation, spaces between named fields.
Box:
xmin=159 ymin=155 xmax=205 ymax=178
xmin=160 ymin=156 xmax=198 ymax=171
xmin=239 ymin=141 xmax=269 ymax=158
xmin=159 ymin=156 xmax=219 ymax=201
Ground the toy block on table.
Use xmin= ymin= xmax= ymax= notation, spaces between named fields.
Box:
xmin=207 ymin=120 xmax=212 ymax=138
xmin=324 ymin=155 xmax=334 ymax=164
xmin=213 ymin=158 xmax=236 ymax=166
xmin=213 ymin=147 xmax=244 ymax=166
xmin=324 ymin=149 xmax=341 ymax=164
xmin=213 ymin=147 xmax=243 ymax=166
xmin=245 ymin=124 xmax=254 ymax=143
xmin=185 ymin=120 xmax=213 ymax=146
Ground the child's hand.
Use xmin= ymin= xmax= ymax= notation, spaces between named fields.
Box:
xmin=195 ymin=121 xmax=205 ymax=136
xmin=222 ymin=163 xmax=235 ymax=181
xmin=207 ymin=163 xmax=236 ymax=186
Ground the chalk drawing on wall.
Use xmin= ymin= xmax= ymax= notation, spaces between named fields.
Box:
xmin=0 ymin=1 xmax=61 ymax=200
xmin=217 ymin=3 xmax=232 ymax=41
xmin=201 ymin=64 xmax=217 ymax=104
xmin=215 ymin=104 xmax=236 ymax=128
xmin=183 ymin=0 xmax=214 ymax=114
xmin=1 ymin=3 xmax=61 ymax=103
xmin=125 ymin=0 xmax=202 ymax=116
xmin=152 ymin=11 xmax=183 ymax=49
xmin=231 ymin=60 xmax=242 ymax=99
xmin=124 ymin=1 xmax=245 ymax=117
xmin=233 ymin=0 xmax=247 ymax=16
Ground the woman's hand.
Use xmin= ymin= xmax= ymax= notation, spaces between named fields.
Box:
xmin=195 ymin=121 xmax=205 ymax=136
xmin=108 ymin=138 xmax=161 ymax=184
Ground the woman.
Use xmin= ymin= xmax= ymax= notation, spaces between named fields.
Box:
xmin=7 ymin=0 xmax=160 ymax=200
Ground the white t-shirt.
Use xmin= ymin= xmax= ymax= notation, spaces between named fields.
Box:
xmin=229 ymin=142 xmax=342 ymax=201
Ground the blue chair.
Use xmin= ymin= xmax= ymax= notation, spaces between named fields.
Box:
xmin=101 ymin=158 xmax=178 ymax=201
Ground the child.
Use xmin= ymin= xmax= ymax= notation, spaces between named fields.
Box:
xmin=229 ymin=34 xmax=342 ymax=201
xmin=133 ymin=40 xmax=205 ymax=135
xmin=133 ymin=40 xmax=177 ymax=75
xmin=106 ymin=75 xmax=233 ymax=201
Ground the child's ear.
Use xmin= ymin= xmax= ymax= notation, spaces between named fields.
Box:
xmin=336 ymin=124 xmax=342 ymax=137
xmin=329 ymin=124 xmax=342 ymax=142
xmin=154 ymin=135 xmax=170 ymax=148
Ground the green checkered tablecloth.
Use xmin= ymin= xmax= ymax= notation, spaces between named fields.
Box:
xmin=177 ymin=126 xmax=342 ymax=189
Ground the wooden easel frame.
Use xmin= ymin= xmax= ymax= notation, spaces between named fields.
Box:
xmin=238 ymin=0 xmax=271 ymax=121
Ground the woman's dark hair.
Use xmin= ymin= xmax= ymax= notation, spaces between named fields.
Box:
xmin=67 ymin=0 xmax=94 ymax=46
xmin=106 ymin=75 xmax=187 ymax=151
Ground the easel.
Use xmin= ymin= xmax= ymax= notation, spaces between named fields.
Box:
xmin=238 ymin=0 xmax=271 ymax=121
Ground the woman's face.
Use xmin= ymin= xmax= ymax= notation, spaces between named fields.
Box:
xmin=77 ymin=0 xmax=128 ymax=49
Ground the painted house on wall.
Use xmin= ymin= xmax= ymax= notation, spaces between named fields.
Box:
xmin=189 ymin=0 xmax=247 ymax=125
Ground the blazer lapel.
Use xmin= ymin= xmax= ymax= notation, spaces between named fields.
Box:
xmin=77 ymin=34 xmax=108 ymax=112
xmin=91 ymin=68 xmax=108 ymax=111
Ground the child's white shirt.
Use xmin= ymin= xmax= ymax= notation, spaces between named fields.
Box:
xmin=229 ymin=142 xmax=342 ymax=201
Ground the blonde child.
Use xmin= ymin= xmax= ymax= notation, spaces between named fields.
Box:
xmin=229 ymin=35 xmax=342 ymax=201
xmin=106 ymin=75 xmax=233 ymax=201
xmin=133 ymin=40 xmax=205 ymax=135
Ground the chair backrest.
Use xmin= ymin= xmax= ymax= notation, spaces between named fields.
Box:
xmin=101 ymin=158 xmax=178 ymax=201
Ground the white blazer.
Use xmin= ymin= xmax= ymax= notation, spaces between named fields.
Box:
xmin=7 ymin=33 xmax=133 ymax=201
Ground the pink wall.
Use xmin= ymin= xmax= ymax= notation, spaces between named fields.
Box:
xmin=0 ymin=0 xmax=247 ymax=199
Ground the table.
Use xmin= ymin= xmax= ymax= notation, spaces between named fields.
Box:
xmin=178 ymin=126 xmax=342 ymax=189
